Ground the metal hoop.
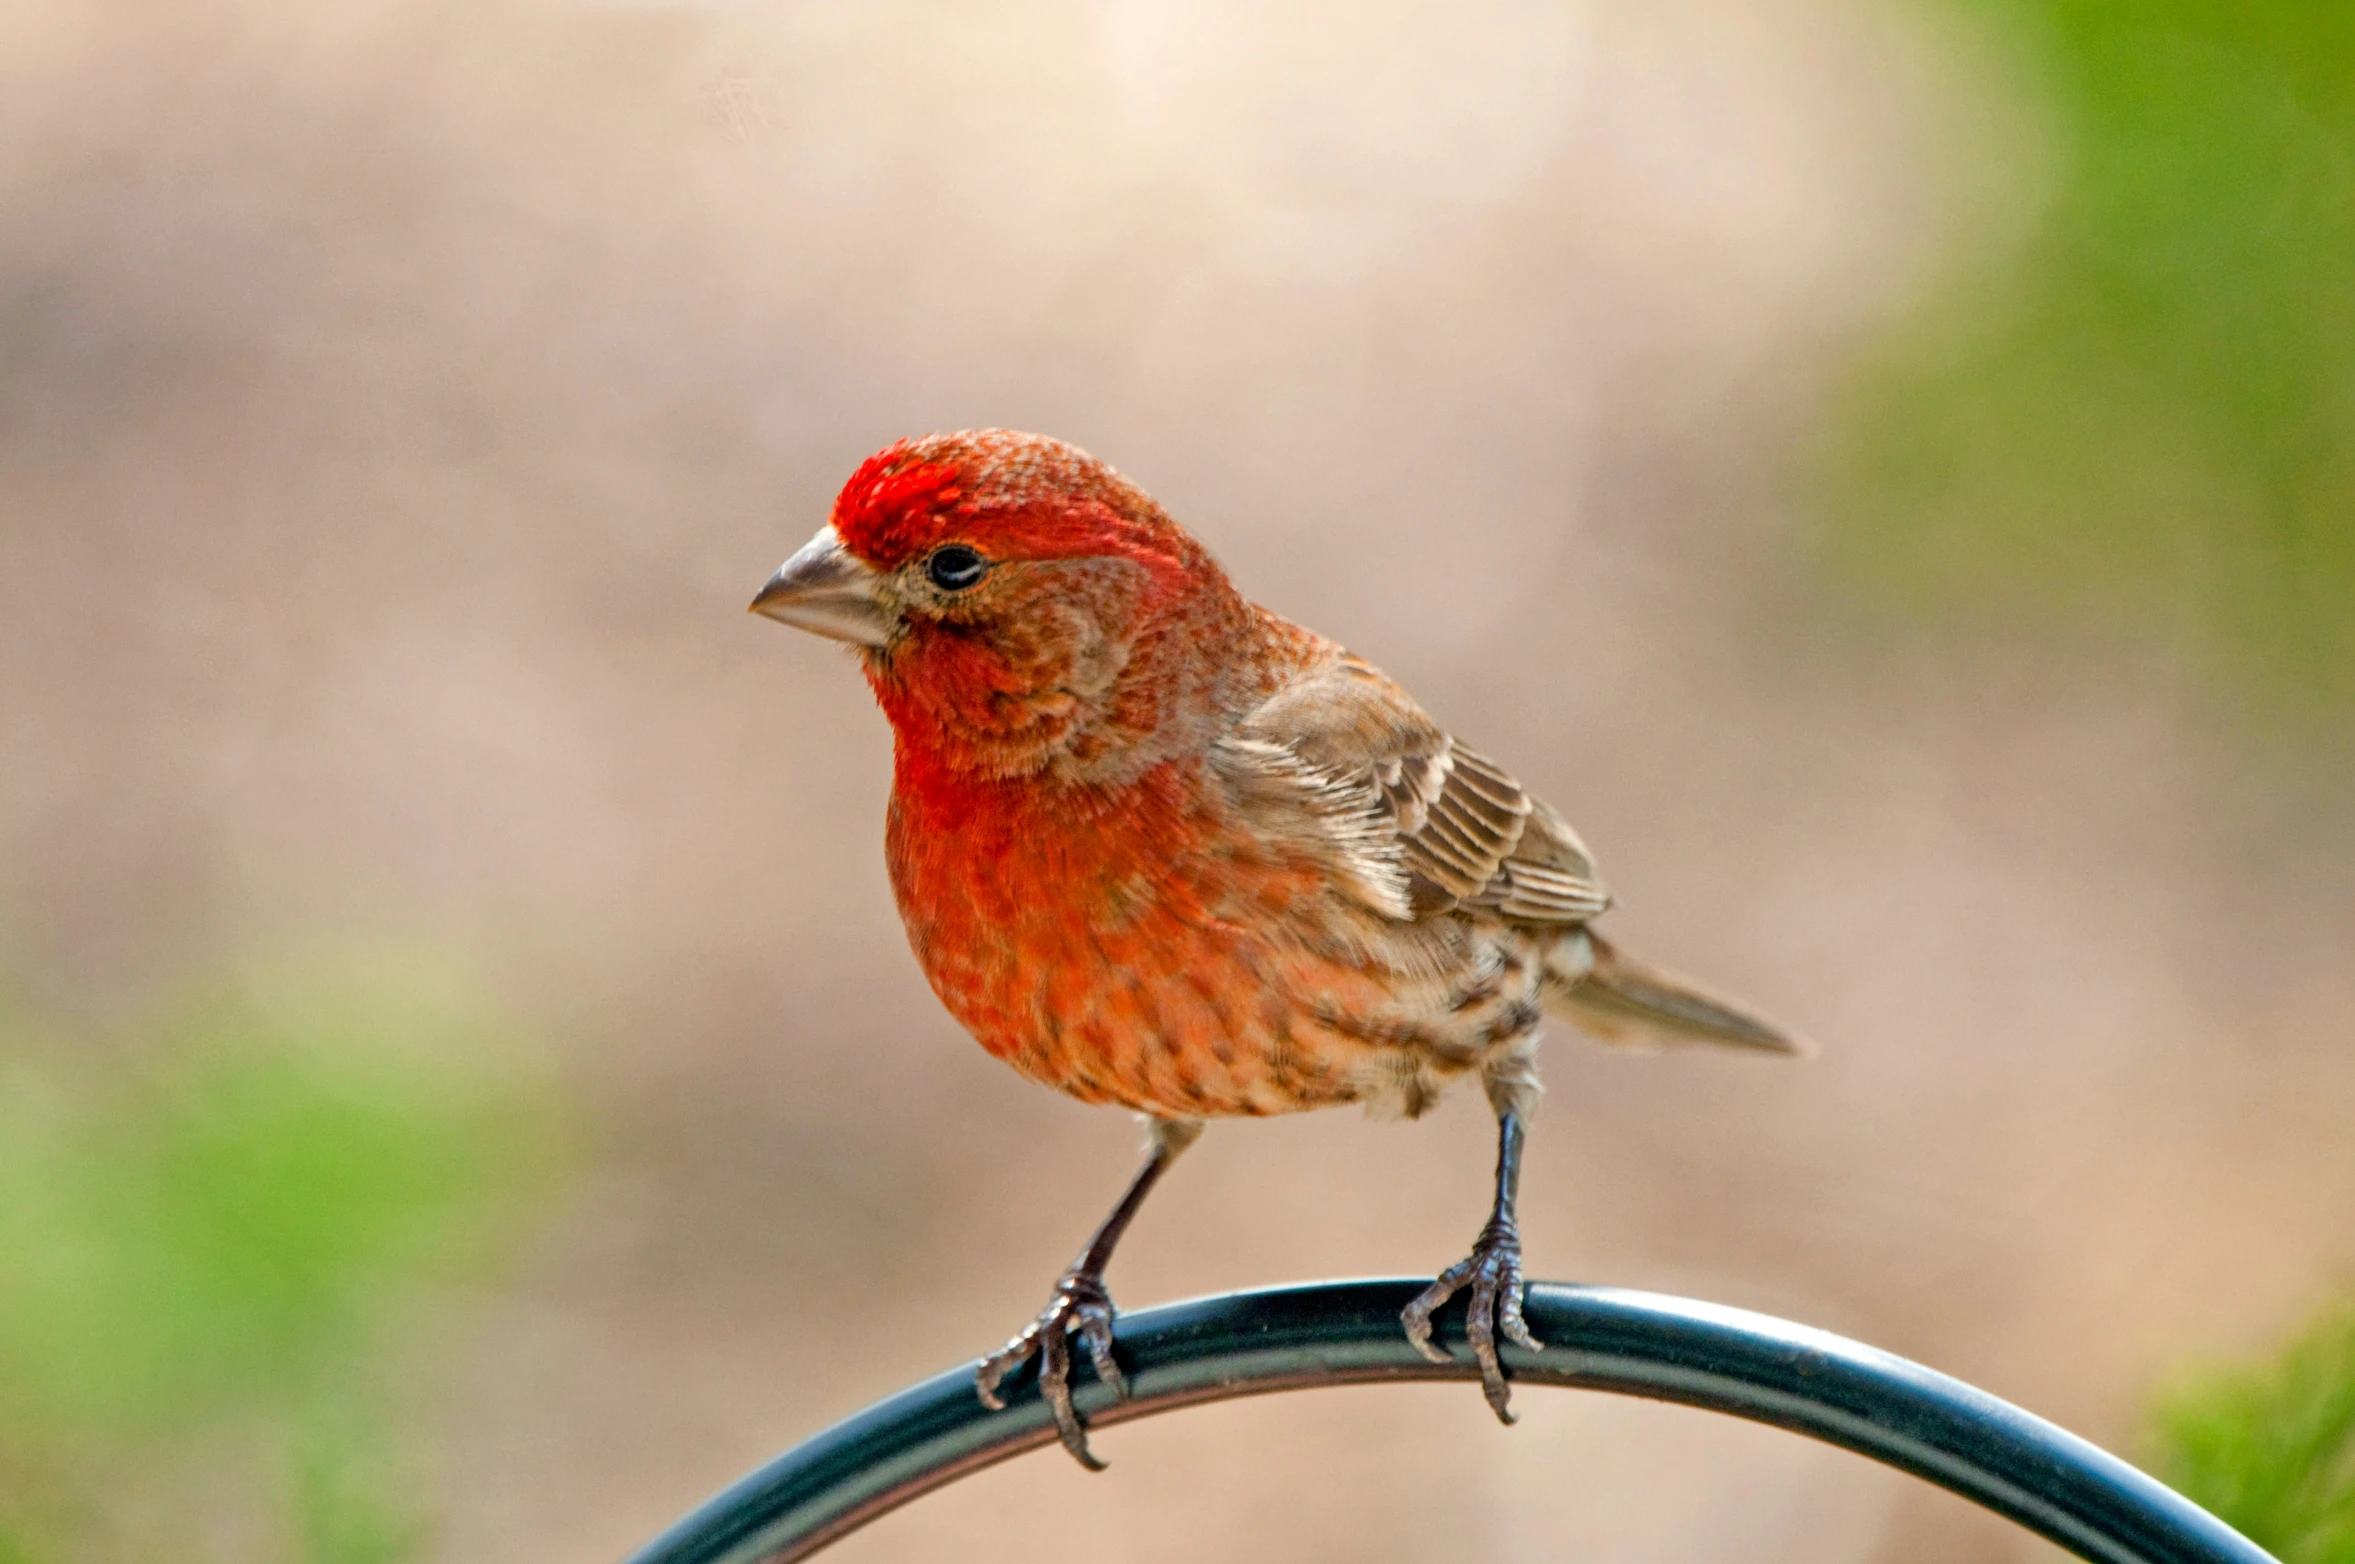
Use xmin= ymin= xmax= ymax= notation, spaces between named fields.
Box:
xmin=625 ymin=1280 xmax=2275 ymax=1564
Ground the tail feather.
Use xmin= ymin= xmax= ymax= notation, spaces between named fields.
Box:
xmin=1543 ymin=930 xmax=1809 ymax=1056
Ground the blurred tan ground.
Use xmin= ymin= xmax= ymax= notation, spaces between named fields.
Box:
xmin=4 ymin=1 xmax=2354 ymax=1560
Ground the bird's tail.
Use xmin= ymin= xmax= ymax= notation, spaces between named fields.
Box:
xmin=1541 ymin=930 xmax=1809 ymax=1055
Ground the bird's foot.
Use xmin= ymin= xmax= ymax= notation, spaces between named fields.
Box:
xmin=1401 ymin=1220 xmax=1542 ymax=1423
xmin=974 ymin=1267 xmax=1125 ymax=1470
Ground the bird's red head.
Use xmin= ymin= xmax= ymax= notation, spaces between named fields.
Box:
xmin=829 ymin=430 xmax=1198 ymax=581
xmin=754 ymin=431 xmax=1258 ymax=785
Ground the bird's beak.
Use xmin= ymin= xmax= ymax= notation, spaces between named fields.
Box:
xmin=750 ymin=526 xmax=894 ymax=647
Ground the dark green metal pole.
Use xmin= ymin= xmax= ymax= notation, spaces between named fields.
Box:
xmin=624 ymin=1280 xmax=2277 ymax=1564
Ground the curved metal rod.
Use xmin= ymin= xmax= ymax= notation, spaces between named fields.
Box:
xmin=625 ymin=1280 xmax=2276 ymax=1564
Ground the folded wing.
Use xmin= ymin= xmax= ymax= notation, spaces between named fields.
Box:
xmin=1211 ymin=653 xmax=1610 ymax=927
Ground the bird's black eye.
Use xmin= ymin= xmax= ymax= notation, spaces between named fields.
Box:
xmin=925 ymin=544 xmax=988 ymax=592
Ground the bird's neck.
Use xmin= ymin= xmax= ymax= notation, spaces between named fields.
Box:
xmin=870 ymin=584 xmax=1284 ymax=794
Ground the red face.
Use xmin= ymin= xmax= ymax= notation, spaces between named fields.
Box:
xmin=752 ymin=430 xmax=1237 ymax=780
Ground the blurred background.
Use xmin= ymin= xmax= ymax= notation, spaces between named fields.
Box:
xmin=3 ymin=0 xmax=2352 ymax=1559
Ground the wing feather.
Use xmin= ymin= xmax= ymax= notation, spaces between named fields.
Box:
xmin=1212 ymin=653 xmax=1610 ymax=925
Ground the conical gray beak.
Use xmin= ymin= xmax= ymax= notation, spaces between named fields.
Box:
xmin=750 ymin=526 xmax=893 ymax=647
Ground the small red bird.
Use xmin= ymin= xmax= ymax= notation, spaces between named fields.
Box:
xmin=753 ymin=430 xmax=1803 ymax=1466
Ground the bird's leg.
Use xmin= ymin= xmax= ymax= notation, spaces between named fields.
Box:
xmin=975 ymin=1116 xmax=1201 ymax=1470
xmin=1401 ymin=1107 xmax=1543 ymax=1422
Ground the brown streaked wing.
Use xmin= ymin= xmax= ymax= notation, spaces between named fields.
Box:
xmin=1215 ymin=653 xmax=1609 ymax=925
xmin=1472 ymin=799 xmax=1612 ymax=922
xmin=1392 ymin=742 xmax=1529 ymax=901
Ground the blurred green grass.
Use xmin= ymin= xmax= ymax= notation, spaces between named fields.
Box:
xmin=2151 ymin=1299 xmax=2355 ymax=1563
xmin=1812 ymin=0 xmax=2355 ymax=732
xmin=0 ymin=954 xmax=570 ymax=1563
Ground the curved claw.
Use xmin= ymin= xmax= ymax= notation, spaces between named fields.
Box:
xmin=1466 ymin=1258 xmax=1509 ymax=1422
xmin=1400 ymin=1255 xmax=1478 ymax=1364
xmin=973 ymin=1318 xmax=1039 ymax=1411
xmin=1038 ymin=1318 xmax=1101 ymax=1469
xmin=1076 ymin=1295 xmax=1127 ymax=1401
xmin=972 ymin=1271 xmax=1127 ymax=1470
xmin=1400 ymin=1230 xmax=1542 ymax=1423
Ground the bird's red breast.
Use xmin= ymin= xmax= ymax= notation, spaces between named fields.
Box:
xmin=885 ymin=740 xmax=1376 ymax=1115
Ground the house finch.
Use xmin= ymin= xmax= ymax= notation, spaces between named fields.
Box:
xmin=752 ymin=430 xmax=1804 ymax=1468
